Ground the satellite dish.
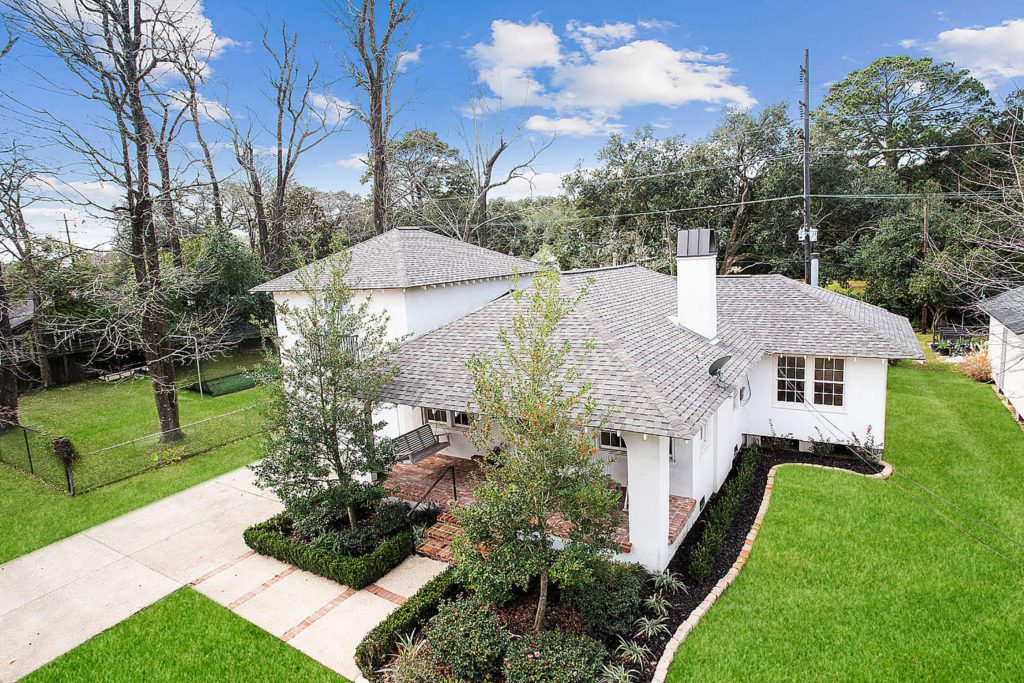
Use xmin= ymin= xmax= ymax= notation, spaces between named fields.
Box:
xmin=708 ymin=355 xmax=732 ymax=378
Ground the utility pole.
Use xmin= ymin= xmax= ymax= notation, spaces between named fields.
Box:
xmin=800 ymin=48 xmax=813 ymax=284
xmin=920 ymin=204 xmax=929 ymax=333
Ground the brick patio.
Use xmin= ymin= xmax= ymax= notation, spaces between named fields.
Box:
xmin=385 ymin=454 xmax=696 ymax=560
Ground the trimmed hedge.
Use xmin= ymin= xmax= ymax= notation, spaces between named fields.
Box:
xmin=243 ymin=513 xmax=412 ymax=589
xmin=354 ymin=566 xmax=465 ymax=681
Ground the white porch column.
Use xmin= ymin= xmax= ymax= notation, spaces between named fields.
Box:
xmin=625 ymin=432 xmax=671 ymax=571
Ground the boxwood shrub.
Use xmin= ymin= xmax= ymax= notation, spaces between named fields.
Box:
xmin=424 ymin=596 xmax=510 ymax=680
xmin=355 ymin=567 xmax=464 ymax=681
xmin=243 ymin=513 xmax=412 ymax=589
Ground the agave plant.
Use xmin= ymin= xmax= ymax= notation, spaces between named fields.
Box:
xmin=651 ymin=569 xmax=687 ymax=594
xmin=644 ymin=591 xmax=671 ymax=617
xmin=600 ymin=662 xmax=639 ymax=683
xmin=615 ymin=636 xmax=653 ymax=665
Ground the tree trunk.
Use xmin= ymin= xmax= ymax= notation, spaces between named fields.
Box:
xmin=347 ymin=505 xmax=358 ymax=531
xmin=155 ymin=144 xmax=182 ymax=268
xmin=533 ymin=565 xmax=549 ymax=633
xmin=189 ymin=93 xmax=224 ymax=226
xmin=0 ymin=263 xmax=19 ymax=429
xmin=371 ymin=140 xmax=389 ymax=234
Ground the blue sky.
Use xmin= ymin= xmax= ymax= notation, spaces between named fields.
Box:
xmin=5 ymin=0 xmax=1024 ymax=244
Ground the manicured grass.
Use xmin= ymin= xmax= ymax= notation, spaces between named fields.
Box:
xmin=667 ymin=352 xmax=1024 ymax=680
xmin=0 ymin=436 xmax=262 ymax=563
xmin=24 ymin=588 xmax=345 ymax=682
xmin=0 ymin=349 xmax=267 ymax=492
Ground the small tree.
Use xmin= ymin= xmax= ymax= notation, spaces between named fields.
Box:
xmin=252 ymin=250 xmax=402 ymax=528
xmin=452 ymin=269 xmax=622 ymax=632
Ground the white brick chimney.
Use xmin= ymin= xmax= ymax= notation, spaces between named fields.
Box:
xmin=673 ymin=228 xmax=718 ymax=341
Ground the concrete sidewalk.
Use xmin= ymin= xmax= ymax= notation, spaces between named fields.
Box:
xmin=0 ymin=466 xmax=446 ymax=682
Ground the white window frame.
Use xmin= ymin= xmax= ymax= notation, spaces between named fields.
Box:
xmin=424 ymin=407 xmax=449 ymax=426
xmin=812 ymin=357 xmax=845 ymax=408
xmin=599 ymin=429 xmax=627 ymax=451
xmin=776 ymin=355 xmax=806 ymax=404
xmin=451 ymin=411 xmax=471 ymax=430
xmin=423 ymin=407 xmax=472 ymax=430
xmin=773 ymin=355 xmax=847 ymax=412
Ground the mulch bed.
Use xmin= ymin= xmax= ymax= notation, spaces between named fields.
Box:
xmin=628 ymin=448 xmax=882 ymax=682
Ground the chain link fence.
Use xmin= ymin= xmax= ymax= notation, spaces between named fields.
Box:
xmin=0 ymin=403 xmax=268 ymax=495
xmin=0 ymin=423 xmax=72 ymax=493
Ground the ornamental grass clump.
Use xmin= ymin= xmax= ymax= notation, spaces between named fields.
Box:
xmin=960 ymin=350 xmax=991 ymax=383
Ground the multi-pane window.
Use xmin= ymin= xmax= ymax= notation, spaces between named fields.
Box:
xmin=424 ymin=407 xmax=449 ymax=425
xmin=776 ymin=355 xmax=806 ymax=403
xmin=813 ymin=357 xmax=845 ymax=406
xmin=599 ymin=430 xmax=627 ymax=450
xmin=452 ymin=411 xmax=471 ymax=428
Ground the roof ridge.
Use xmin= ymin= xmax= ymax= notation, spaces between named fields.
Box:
xmin=573 ymin=290 xmax=692 ymax=436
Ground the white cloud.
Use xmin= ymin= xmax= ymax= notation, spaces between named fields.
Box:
xmin=490 ymin=170 xmax=566 ymax=200
xmin=524 ymin=114 xmax=622 ymax=137
xmin=926 ymin=18 xmax=1024 ymax=83
xmin=397 ymin=45 xmax=422 ymax=72
xmin=167 ymin=90 xmax=230 ymax=122
xmin=565 ymin=20 xmax=636 ymax=55
xmin=469 ymin=19 xmax=754 ymax=135
xmin=309 ymin=93 xmax=354 ymax=125
xmin=553 ymin=40 xmax=755 ymax=115
xmin=22 ymin=206 xmax=113 ymax=249
xmin=333 ymin=153 xmax=367 ymax=170
xmin=637 ymin=18 xmax=677 ymax=31
xmin=899 ymin=38 xmax=919 ymax=49
xmin=470 ymin=20 xmax=561 ymax=106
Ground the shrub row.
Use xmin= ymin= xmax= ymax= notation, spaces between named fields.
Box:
xmin=688 ymin=445 xmax=760 ymax=583
xmin=243 ymin=513 xmax=412 ymax=590
xmin=354 ymin=566 xmax=465 ymax=681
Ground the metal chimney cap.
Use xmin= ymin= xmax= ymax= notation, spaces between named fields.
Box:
xmin=677 ymin=229 xmax=717 ymax=258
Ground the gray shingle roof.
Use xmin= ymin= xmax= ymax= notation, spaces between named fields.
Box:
xmin=718 ymin=275 xmax=923 ymax=360
xmin=251 ymin=227 xmax=540 ymax=292
xmin=979 ymin=285 xmax=1024 ymax=334
xmin=381 ymin=266 xmax=922 ymax=437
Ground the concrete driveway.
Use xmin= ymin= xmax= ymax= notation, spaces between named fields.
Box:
xmin=0 ymin=467 xmax=446 ymax=682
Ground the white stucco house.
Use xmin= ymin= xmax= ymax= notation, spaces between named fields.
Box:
xmin=981 ymin=286 xmax=1024 ymax=419
xmin=255 ymin=227 xmax=921 ymax=572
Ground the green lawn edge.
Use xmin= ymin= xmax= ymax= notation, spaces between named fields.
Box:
xmin=666 ymin=356 xmax=1024 ymax=680
xmin=23 ymin=587 xmax=346 ymax=683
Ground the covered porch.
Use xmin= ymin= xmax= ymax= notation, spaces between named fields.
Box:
xmin=383 ymin=453 xmax=696 ymax=562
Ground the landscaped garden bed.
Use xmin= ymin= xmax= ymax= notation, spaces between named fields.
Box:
xmin=355 ymin=443 xmax=883 ymax=683
xmin=244 ymin=497 xmax=439 ymax=589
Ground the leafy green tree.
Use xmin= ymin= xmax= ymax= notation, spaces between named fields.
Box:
xmin=453 ymin=269 xmax=621 ymax=632
xmin=252 ymin=251 xmax=403 ymax=528
xmin=816 ymin=55 xmax=992 ymax=174
xmin=181 ymin=224 xmax=270 ymax=328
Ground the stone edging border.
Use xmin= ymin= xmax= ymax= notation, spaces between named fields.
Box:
xmin=650 ymin=459 xmax=893 ymax=682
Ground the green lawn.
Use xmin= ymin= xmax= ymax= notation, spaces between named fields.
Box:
xmin=0 ymin=349 xmax=267 ymax=492
xmin=0 ymin=435 xmax=262 ymax=563
xmin=25 ymin=588 xmax=345 ymax=683
xmin=668 ymin=354 xmax=1024 ymax=679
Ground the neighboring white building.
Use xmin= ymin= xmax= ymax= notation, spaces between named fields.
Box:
xmin=981 ymin=286 xmax=1024 ymax=419
xmin=255 ymin=228 xmax=921 ymax=572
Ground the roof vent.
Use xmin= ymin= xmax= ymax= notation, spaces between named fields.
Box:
xmin=677 ymin=229 xmax=716 ymax=258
